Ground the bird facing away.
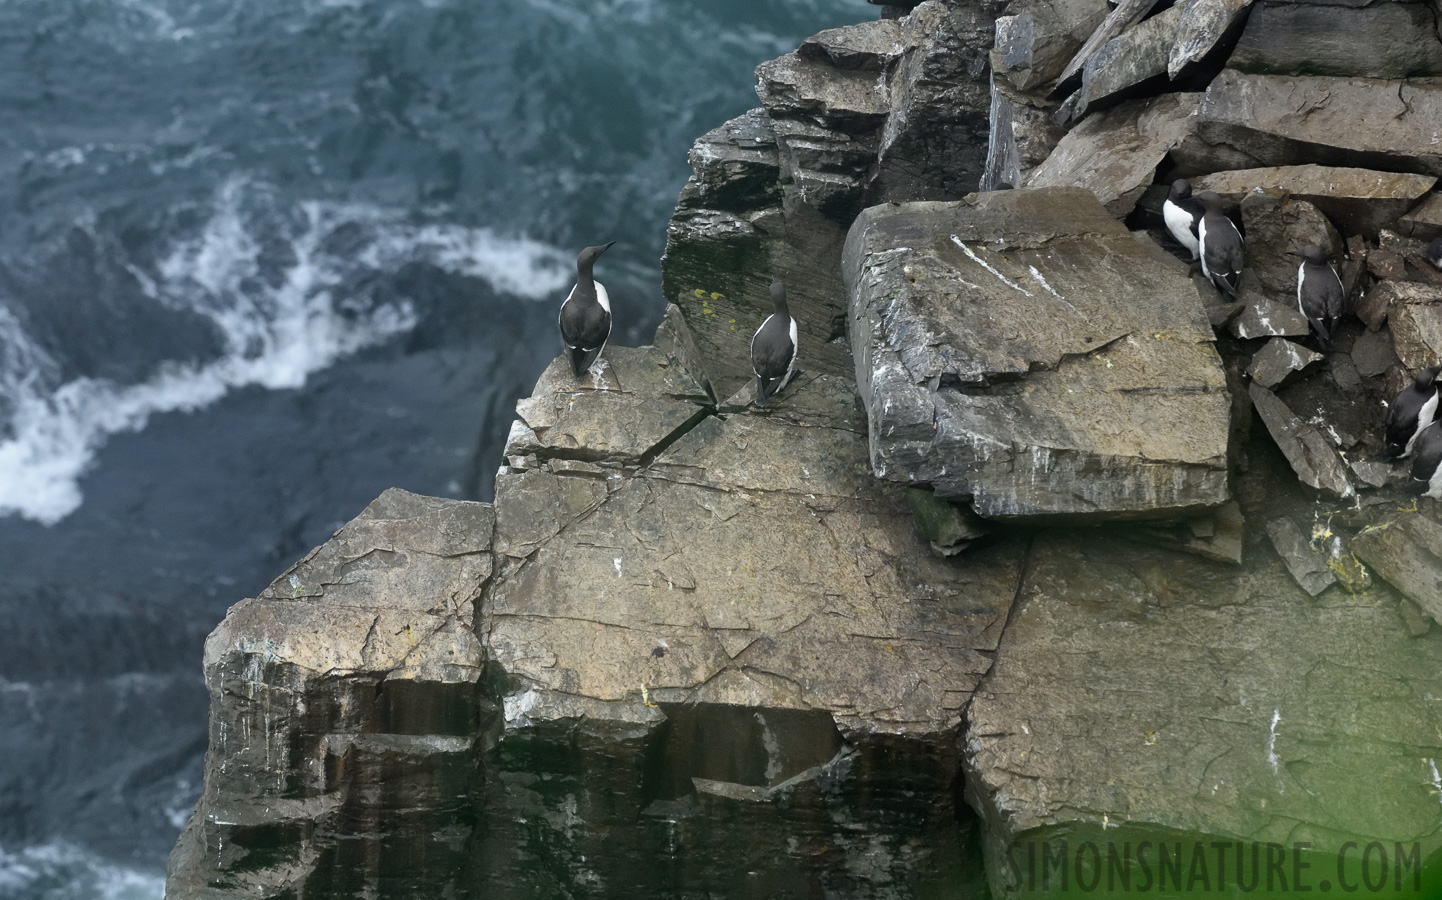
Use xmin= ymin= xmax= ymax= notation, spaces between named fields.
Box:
xmin=1409 ymin=421 xmax=1442 ymax=500
xmin=1195 ymin=191 xmax=1243 ymax=299
xmin=751 ymin=280 xmax=797 ymax=407
xmin=1162 ymin=179 xmax=1203 ymax=260
xmin=558 ymin=242 xmax=615 ymax=378
xmin=1287 ymin=244 xmax=1344 ymax=349
xmin=1385 ymin=364 xmax=1442 ymax=458
xmin=1429 ymin=236 xmax=1442 ymax=271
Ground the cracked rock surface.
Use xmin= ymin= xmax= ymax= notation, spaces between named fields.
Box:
xmin=844 ymin=186 xmax=1231 ymax=520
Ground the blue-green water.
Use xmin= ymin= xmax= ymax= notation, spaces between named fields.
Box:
xmin=0 ymin=1 xmax=864 ymax=895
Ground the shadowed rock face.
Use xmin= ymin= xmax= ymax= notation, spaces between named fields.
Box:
xmin=844 ymin=187 xmax=1231 ymax=520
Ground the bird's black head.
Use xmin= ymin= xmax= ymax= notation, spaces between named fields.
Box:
xmin=1168 ymin=179 xmax=1192 ymax=203
xmin=1193 ymin=190 xmax=1229 ymax=215
xmin=1286 ymin=244 xmax=1330 ymax=265
xmin=993 ymin=181 xmax=1015 ymax=190
xmin=577 ymin=241 xmax=616 ymax=269
xmin=1419 ymin=365 xmax=1442 ymax=391
xmin=770 ymin=279 xmax=786 ymax=308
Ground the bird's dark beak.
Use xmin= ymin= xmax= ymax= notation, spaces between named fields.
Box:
xmin=603 ymin=241 xmax=616 ymax=251
xmin=1285 ymin=250 xmax=1301 ymax=257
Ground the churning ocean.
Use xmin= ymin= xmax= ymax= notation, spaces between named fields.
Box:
xmin=0 ymin=1 xmax=862 ymax=896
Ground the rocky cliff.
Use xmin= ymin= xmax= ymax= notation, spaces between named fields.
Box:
xmin=169 ymin=0 xmax=1442 ymax=897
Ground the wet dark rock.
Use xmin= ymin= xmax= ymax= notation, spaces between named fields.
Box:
xmin=1247 ymin=337 xmax=1322 ymax=389
xmin=1265 ymin=516 xmax=1335 ymax=595
xmin=1231 ymin=1 xmax=1442 ymax=79
xmin=845 ymin=187 xmax=1231 ymax=520
xmin=982 ymin=78 xmax=1067 ymax=189
xmin=991 ymin=0 xmax=1110 ymax=92
xmin=1249 ymin=383 xmax=1354 ymax=497
xmin=674 ymin=108 xmax=780 ymax=215
xmin=1194 ymin=165 xmax=1436 ymax=241
xmin=1026 ymin=92 xmax=1200 ymax=216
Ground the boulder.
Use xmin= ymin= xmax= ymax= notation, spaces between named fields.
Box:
xmin=1167 ymin=0 xmax=1255 ymax=78
xmin=1056 ymin=0 xmax=1162 ymax=86
xmin=1193 ymin=165 xmax=1437 ymax=241
xmin=1076 ymin=3 xmax=1183 ymax=115
xmin=1026 ymin=92 xmax=1200 ymax=216
xmin=1248 ymin=383 xmax=1354 ymax=497
xmin=1353 ymin=281 xmax=1442 ymax=332
xmin=1230 ymin=1 xmax=1442 ymax=79
xmin=1228 ymin=294 xmax=1311 ymax=339
xmin=1399 ymin=193 xmax=1442 ymax=242
xmin=1174 ymin=70 xmax=1442 ymax=179
xmin=1391 ymin=301 xmax=1442 ymax=369
xmin=1348 ymin=327 xmax=1401 ymax=377
xmin=1247 ymin=337 xmax=1322 ymax=389
xmin=674 ymin=109 xmax=781 ymax=215
xmin=982 ymin=75 xmax=1068 ymax=190
xmin=798 ymin=19 xmax=902 ymax=71
xmin=991 ymin=0 xmax=1110 ymax=92
xmin=844 ymin=187 xmax=1231 ymax=520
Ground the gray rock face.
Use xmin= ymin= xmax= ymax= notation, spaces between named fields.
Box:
xmin=1176 ymin=70 xmax=1442 ymax=178
xmin=992 ymin=0 xmax=1109 ymax=91
xmin=982 ymin=76 xmax=1067 ymax=189
xmin=1265 ymin=516 xmax=1336 ymax=596
xmin=965 ymin=533 xmax=1442 ymax=897
xmin=1234 ymin=191 xmax=1341 ymax=300
xmin=166 ymin=489 xmax=495 ymax=899
xmin=1194 ymin=165 xmax=1437 ymax=241
xmin=1231 ymin=1 xmax=1442 ymax=79
xmin=1228 ymin=295 xmax=1311 ymax=339
xmin=1026 ymin=92 xmax=1200 ymax=216
xmin=844 ymin=187 xmax=1232 ymax=520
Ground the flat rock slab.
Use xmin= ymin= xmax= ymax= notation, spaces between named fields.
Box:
xmin=1180 ymin=70 xmax=1442 ymax=179
xmin=1351 ymin=507 xmax=1442 ymax=623
xmin=1167 ymin=0 xmax=1252 ymax=77
xmin=1027 ymin=93 xmax=1199 ymax=217
xmin=964 ymin=534 xmax=1442 ymax=897
xmin=1194 ymin=165 xmax=1437 ymax=241
xmin=1355 ymin=281 xmax=1442 ymax=336
xmin=1230 ymin=1 xmax=1442 ymax=80
xmin=1247 ymin=337 xmax=1322 ymax=389
xmin=1229 ymin=294 xmax=1310 ymax=339
xmin=505 ymin=346 xmax=712 ymax=467
xmin=1249 ymin=383 xmax=1354 ymax=497
xmin=487 ymin=375 xmax=1027 ymax=737
xmin=1076 ymin=3 xmax=1182 ymax=115
xmin=844 ymin=187 xmax=1231 ymax=520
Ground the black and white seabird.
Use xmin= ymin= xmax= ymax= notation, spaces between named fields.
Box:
xmin=1428 ymin=236 xmax=1442 ymax=271
xmin=558 ymin=242 xmax=615 ymax=378
xmin=1287 ymin=244 xmax=1344 ymax=349
xmin=1409 ymin=421 xmax=1442 ymax=500
xmin=1384 ymin=364 xmax=1442 ymax=458
xmin=1162 ymin=178 xmax=1203 ymax=260
xmin=751 ymin=279 xmax=797 ymax=407
xmin=1196 ymin=191 xmax=1243 ymax=299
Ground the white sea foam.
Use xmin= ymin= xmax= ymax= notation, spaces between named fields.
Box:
xmin=0 ymin=179 xmax=572 ymax=525
xmin=0 ymin=842 xmax=163 ymax=900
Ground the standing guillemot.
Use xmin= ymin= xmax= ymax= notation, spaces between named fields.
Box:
xmin=1287 ymin=244 xmax=1344 ymax=349
xmin=1162 ymin=179 xmax=1203 ymax=260
xmin=1428 ymin=236 xmax=1442 ymax=271
xmin=1409 ymin=421 xmax=1442 ymax=499
xmin=751 ymin=279 xmax=797 ymax=407
xmin=1384 ymin=364 xmax=1442 ymax=458
xmin=558 ymin=242 xmax=615 ymax=378
xmin=1196 ymin=191 xmax=1243 ymax=299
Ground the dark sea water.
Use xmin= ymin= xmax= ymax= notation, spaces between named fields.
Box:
xmin=0 ymin=1 xmax=864 ymax=895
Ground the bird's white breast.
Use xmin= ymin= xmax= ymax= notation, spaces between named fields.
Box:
xmin=1162 ymin=201 xmax=1199 ymax=253
xmin=595 ymin=281 xmax=610 ymax=313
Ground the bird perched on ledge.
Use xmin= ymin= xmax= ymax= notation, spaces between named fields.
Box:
xmin=1287 ymin=244 xmax=1344 ymax=349
xmin=1385 ymin=364 xmax=1442 ymax=459
xmin=1162 ymin=178 xmax=1203 ymax=261
xmin=751 ymin=279 xmax=797 ymax=407
xmin=1195 ymin=191 xmax=1243 ymax=299
xmin=558 ymin=242 xmax=615 ymax=378
xmin=1429 ymin=236 xmax=1442 ymax=272
xmin=1410 ymin=421 xmax=1442 ymax=499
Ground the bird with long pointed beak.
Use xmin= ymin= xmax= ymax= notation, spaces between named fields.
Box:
xmin=751 ymin=280 xmax=797 ymax=407
xmin=1196 ymin=191 xmax=1243 ymax=299
xmin=1287 ymin=244 xmax=1344 ymax=349
xmin=558 ymin=242 xmax=615 ymax=378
